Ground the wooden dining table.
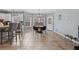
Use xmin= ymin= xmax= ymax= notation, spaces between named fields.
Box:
xmin=0 ymin=25 xmax=9 ymax=44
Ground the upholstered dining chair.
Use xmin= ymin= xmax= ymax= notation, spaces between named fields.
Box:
xmin=16 ymin=23 xmax=22 ymax=39
xmin=0 ymin=25 xmax=10 ymax=45
xmin=0 ymin=26 xmax=9 ymax=45
xmin=0 ymin=28 xmax=3 ymax=44
xmin=42 ymin=26 xmax=46 ymax=34
xmin=9 ymin=23 xmax=18 ymax=44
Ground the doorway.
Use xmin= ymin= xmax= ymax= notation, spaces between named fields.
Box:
xmin=47 ymin=16 xmax=54 ymax=31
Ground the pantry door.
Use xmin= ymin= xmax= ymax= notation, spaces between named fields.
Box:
xmin=47 ymin=16 xmax=54 ymax=31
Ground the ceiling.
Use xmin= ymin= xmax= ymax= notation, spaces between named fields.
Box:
xmin=1 ymin=9 xmax=79 ymax=14
xmin=0 ymin=9 xmax=57 ymax=14
xmin=22 ymin=9 xmax=57 ymax=14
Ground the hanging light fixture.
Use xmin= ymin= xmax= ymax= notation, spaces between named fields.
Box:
xmin=38 ymin=9 xmax=41 ymax=23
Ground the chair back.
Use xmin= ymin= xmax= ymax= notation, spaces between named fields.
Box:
xmin=9 ymin=23 xmax=18 ymax=31
xmin=17 ymin=23 xmax=21 ymax=30
xmin=41 ymin=26 xmax=46 ymax=30
xmin=33 ymin=26 xmax=38 ymax=30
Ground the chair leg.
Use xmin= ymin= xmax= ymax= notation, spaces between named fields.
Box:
xmin=10 ymin=31 xmax=17 ymax=44
xmin=1 ymin=31 xmax=3 ymax=45
xmin=10 ymin=32 xmax=13 ymax=45
xmin=33 ymin=31 xmax=36 ymax=40
xmin=8 ymin=31 xmax=12 ymax=45
xmin=19 ymin=33 xmax=20 ymax=39
xmin=8 ymin=31 xmax=9 ymax=41
xmin=16 ymin=33 xmax=17 ymax=43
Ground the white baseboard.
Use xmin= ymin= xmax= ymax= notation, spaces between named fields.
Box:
xmin=55 ymin=31 xmax=79 ymax=45
xmin=55 ymin=31 xmax=65 ymax=37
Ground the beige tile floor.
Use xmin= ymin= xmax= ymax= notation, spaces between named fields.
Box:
xmin=0 ymin=30 xmax=77 ymax=50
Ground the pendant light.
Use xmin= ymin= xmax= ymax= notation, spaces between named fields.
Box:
xmin=38 ymin=9 xmax=41 ymax=23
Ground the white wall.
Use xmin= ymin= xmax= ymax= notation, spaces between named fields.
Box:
xmin=54 ymin=9 xmax=79 ymax=38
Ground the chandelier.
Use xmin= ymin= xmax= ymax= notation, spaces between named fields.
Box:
xmin=37 ymin=9 xmax=41 ymax=23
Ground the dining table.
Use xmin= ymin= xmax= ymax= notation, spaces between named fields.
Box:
xmin=0 ymin=25 xmax=9 ymax=44
xmin=33 ymin=25 xmax=46 ymax=33
xmin=33 ymin=25 xmax=46 ymax=40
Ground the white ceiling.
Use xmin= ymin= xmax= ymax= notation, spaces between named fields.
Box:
xmin=1 ymin=9 xmax=79 ymax=14
xmin=23 ymin=9 xmax=57 ymax=14
xmin=6 ymin=9 xmax=57 ymax=14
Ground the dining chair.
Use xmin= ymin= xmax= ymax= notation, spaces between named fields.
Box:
xmin=1 ymin=27 xmax=9 ymax=44
xmin=33 ymin=26 xmax=39 ymax=40
xmin=0 ymin=26 xmax=10 ymax=45
xmin=9 ymin=23 xmax=18 ymax=44
xmin=16 ymin=23 xmax=22 ymax=39
xmin=42 ymin=26 xmax=46 ymax=34
xmin=33 ymin=26 xmax=44 ymax=40
xmin=0 ymin=28 xmax=3 ymax=44
xmin=42 ymin=26 xmax=46 ymax=39
xmin=36 ymin=26 xmax=46 ymax=40
xmin=33 ymin=26 xmax=38 ymax=31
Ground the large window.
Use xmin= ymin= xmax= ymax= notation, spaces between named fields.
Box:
xmin=11 ymin=13 xmax=23 ymax=23
xmin=33 ymin=15 xmax=45 ymax=26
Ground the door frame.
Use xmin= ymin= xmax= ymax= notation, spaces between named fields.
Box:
xmin=46 ymin=16 xmax=54 ymax=31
